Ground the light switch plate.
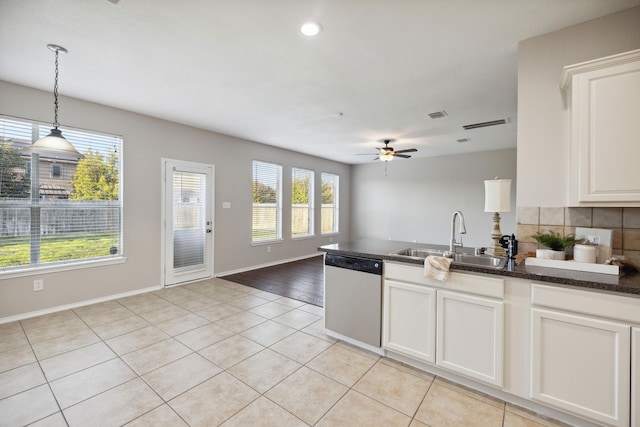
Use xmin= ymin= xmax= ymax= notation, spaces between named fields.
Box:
xmin=222 ymin=202 xmax=231 ymax=209
xmin=575 ymin=227 xmax=612 ymax=263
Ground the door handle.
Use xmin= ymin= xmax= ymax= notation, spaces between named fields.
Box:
xmin=206 ymin=229 xmax=212 ymax=233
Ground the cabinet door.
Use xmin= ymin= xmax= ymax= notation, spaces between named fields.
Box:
xmin=383 ymin=279 xmax=436 ymax=363
xmin=531 ymin=308 xmax=630 ymax=427
xmin=633 ymin=327 xmax=639 ymax=427
xmin=436 ymin=290 xmax=504 ymax=387
xmin=568 ymin=52 xmax=640 ymax=204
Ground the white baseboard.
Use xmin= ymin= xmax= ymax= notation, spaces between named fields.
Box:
xmin=216 ymin=252 xmax=323 ymax=277
xmin=0 ymin=285 xmax=162 ymax=324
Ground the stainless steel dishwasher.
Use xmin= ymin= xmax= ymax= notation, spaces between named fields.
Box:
xmin=324 ymin=253 xmax=383 ymax=350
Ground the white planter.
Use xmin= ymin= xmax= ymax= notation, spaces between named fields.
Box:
xmin=536 ymin=249 xmax=566 ymax=260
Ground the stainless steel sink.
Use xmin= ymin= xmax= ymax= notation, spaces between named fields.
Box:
xmin=389 ymin=248 xmax=445 ymax=259
xmin=389 ymin=248 xmax=507 ymax=269
xmin=453 ymin=253 xmax=507 ymax=269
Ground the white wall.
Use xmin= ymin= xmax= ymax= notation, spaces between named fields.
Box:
xmin=0 ymin=81 xmax=351 ymax=320
xmin=517 ymin=6 xmax=640 ymax=207
xmin=350 ymin=149 xmax=517 ymax=249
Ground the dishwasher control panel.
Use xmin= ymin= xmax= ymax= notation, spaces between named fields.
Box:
xmin=324 ymin=253 xmax=382 ymax=275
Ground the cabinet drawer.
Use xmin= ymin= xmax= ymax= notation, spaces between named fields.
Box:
xmin=384 ymin=261 xmax=504 ymax=299
xmin=531 ymin=283 xmax=640 ymax=323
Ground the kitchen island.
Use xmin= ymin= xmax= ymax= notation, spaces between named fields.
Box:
xmin=319 ymin=239 xmax=640 ymax=427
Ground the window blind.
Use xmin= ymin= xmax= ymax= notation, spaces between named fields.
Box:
xmin=172 ymin=170 xmax=206 ymax=269
xmin=252 ymin=160 xmax=282 ymax=242
xmin=321 ymin=172 xmax=339 ymax=234
xmin=292 ymin=167 xmax=314 ymax=238
xmin=0 ymin=115 xmax=123 ymax=272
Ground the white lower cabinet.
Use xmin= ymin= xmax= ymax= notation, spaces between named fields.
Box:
xmin=383 ymin=279 xmax=436 ymax=363
xmin=531 ymin=308 xmax=631 ymax=427
xmin=381 ymin=263 xmax=640 ymax=426
xmin=382 ymin=262 xmax=504 ymax=388
xmin=633 ymin=327 xmax=640 ymax=427
xmin=436 ymin=290 xmax=503 ymax=387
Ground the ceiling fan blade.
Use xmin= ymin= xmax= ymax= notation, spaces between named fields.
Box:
xmin=394 ymin=148 xmax=417 ymax=154
xmin=394 ymin=154 xmax=412 ymax=159
xmin=373 ymin=156 xmax=380 ymax=161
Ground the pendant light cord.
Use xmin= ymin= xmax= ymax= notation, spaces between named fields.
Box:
xmin=53 ymin=48 xmax=60 ymax=130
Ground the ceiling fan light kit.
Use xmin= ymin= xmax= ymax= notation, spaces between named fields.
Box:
xmin=372 ymin=139 xmax=417 ymax=162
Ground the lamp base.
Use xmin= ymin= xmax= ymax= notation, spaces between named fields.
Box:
xmin=486 ymin=243 xmax=507 ymax=257
xmin=486 ymin=212 xmax=507 ymax=257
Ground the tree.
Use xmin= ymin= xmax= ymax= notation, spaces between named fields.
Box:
xmin=292 ymin=177 xmax=309 ymax=204
xmin=252 ymin=181 xmax=276 ymax=203
xmin=321 ymin=181 xmax=334 ymax=204
xmin=70 ymin=150 xmax=118 ymax=200
xmin=0 ymin=142 xmax=29 ymax=198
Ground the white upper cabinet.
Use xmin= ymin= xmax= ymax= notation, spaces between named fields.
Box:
xmin=561 ymin=49 xmax=640 ymax=206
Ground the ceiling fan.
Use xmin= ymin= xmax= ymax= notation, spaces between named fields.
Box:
xmin=368 ymin=139 xmax=417 ymax=162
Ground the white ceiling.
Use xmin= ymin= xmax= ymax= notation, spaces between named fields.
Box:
xmin=1 ymin=0 xmax=639 ymax=164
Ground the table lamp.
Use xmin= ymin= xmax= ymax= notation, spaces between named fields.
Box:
xmin=484 ymin=177 xmax=511 ymax=256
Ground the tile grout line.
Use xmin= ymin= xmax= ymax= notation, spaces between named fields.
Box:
xmin=17 ymin=317 xmax=70 ymax=426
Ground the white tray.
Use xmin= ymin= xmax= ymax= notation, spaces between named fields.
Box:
xmin=525 ymin=257 xmax=619 ymax=275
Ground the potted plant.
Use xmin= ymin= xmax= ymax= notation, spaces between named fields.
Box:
xmin=531 ymin=230 xmax=581 ymax=260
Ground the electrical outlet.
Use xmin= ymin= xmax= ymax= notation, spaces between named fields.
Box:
xmin=267 ymin=245 xmax=271 ymax=253
xmin=586 ymin=235 xmax=600 ymax=245
xmin=33 ymin=279 xmax=44 ymax=292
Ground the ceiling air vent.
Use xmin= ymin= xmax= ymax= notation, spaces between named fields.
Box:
xmin=428 ymin=110 xmax=448 ymax=119
xmin=462 ymin=119 xmax=507 ymax=130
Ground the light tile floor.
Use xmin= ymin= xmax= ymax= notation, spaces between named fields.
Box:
xmin=0 ymin=278 xmax=569 ymax=426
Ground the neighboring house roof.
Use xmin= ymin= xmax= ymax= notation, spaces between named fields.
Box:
xmin=39 ymin=184 xmax=69 ymax=198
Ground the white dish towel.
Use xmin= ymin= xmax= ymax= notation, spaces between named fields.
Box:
xmin=423 ymin=255 xmax=453 ymax=281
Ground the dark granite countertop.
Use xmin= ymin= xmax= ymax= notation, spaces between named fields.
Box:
xmin=319 ymin=239 xmax=640 ymax=297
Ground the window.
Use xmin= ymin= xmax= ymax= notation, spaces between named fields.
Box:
xmin=0 ymin=115 xmax=123 ymax=272
xmin=252 ymin=160 xmax=282 ymax=243
xmin=291 ymin=167 xmax=314 ymax=238
xmin=51 ymin=163 xmax=62 ymax=178
xmin=321 ymin=172 xmax=339 ymax=234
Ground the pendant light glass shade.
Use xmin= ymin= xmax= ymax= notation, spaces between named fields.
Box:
xmin=24 ymin=44 xmax=83 ymax=160
xmin=25 ymin=128 xmax=84 ymax=159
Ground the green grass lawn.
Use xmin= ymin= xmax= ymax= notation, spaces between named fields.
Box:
xmin=0 ymin=234 xmax=119 ymax=267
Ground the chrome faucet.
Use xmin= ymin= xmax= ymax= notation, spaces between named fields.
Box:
xmin=445 ymin=210 xmax=467 ymax=257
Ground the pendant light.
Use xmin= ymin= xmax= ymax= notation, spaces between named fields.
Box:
xmin=24 ymin=44 xmax=83 ymax=159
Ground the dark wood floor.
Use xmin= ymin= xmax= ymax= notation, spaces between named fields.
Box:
xmin=222 ymin=255 xmax=324 ymax=307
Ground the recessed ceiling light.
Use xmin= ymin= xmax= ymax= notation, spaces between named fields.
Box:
xmin=301 ymin=22 xmax=322 ymax=36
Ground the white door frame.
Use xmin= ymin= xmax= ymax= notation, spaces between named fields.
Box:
xmin=161 ymin=158 xmax=214 ymax=287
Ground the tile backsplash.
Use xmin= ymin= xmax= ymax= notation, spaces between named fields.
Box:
xmin=516 ymin=207 xmax=640 ymax=265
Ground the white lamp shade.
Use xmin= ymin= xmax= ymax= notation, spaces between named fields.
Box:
xmin=484 ymin=178 xmax=511 ymax=212
xmin=23 ymin=128 xmax=84 ymax=160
